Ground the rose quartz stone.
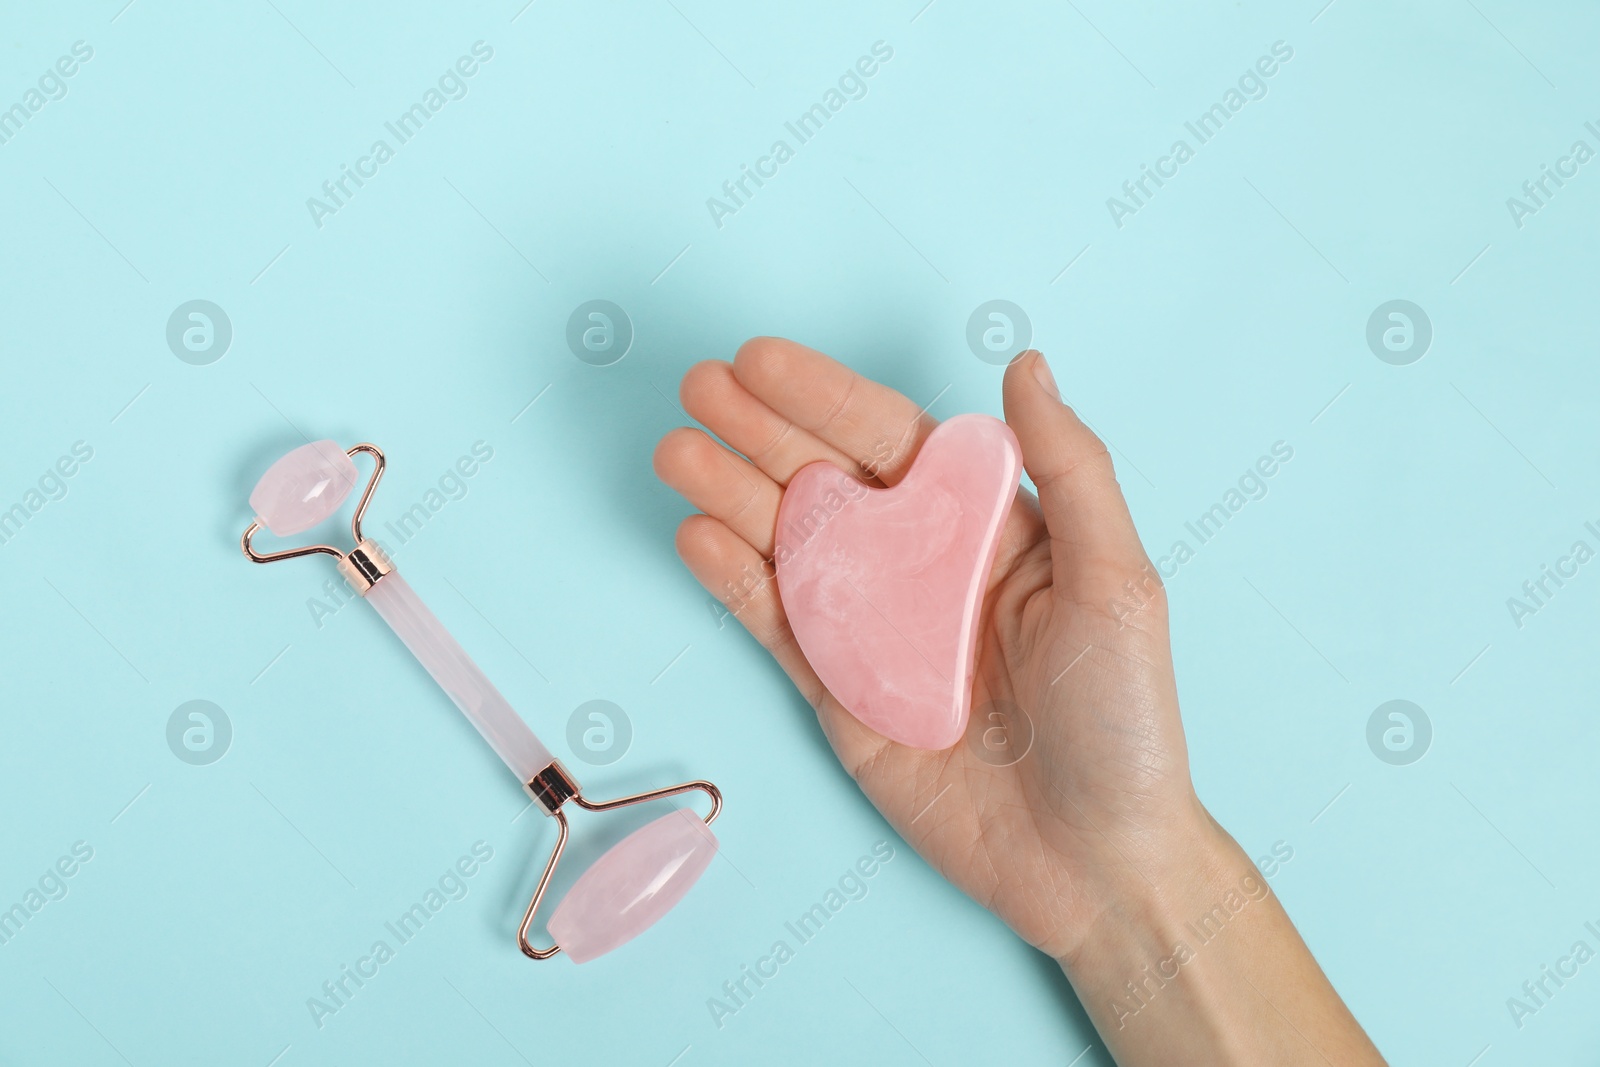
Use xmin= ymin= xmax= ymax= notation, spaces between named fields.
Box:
xmin=249 ymin=440 xmax=360 ymax=536
xmin=547 ymin=808 xmax=718 ymax=964
xmin=775 ymin=413 xmax=1022 ymax=749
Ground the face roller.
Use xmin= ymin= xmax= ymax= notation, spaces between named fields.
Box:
xmin=239 ymin=440 xmax=722 ymax=963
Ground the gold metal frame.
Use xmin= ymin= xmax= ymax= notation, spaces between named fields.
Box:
xmin=241 ymin=443 xmax=386 ymax=566
xmin=516 ymin=772 xmax=723 ymax=960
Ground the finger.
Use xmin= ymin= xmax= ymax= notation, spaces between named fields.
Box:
xmin=680 ymin=359 xmax=867 ymax=486
xmin=674 ymin=515 xmax=799 ymax=669
xmin=1001 ymin=352 xmax=1152 ymax=596
xmin=654 ymin=428 xmax=783 ymax=556
xmin=673 ymin=514 xmax=894 ymax=779
xmin=732 ymin=336 xmax=937 ymax=485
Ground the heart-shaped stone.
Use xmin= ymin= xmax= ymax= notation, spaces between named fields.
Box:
xmin=774 ymin=414 xmax=1022 ymax=750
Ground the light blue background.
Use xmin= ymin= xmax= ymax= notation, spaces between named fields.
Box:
xmin=1 ymin=1 xmax=1596 ymax=1063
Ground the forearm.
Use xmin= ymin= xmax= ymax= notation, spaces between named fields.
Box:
xmin=1059 ymin=815 xmax=1385 ymax=1066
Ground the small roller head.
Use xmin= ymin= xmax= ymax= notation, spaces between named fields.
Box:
xmin=249 ymin=440 xmax=359 ymax=536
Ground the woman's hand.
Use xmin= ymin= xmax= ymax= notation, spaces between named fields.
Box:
xmin=654 ymin=337 xmax=1383 ymax=1065
xmin=654 ymin=336 xmax=1195 ymax=957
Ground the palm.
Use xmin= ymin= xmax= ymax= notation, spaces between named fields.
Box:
xmin=655 ymin=339 xmax=1197 ymax=959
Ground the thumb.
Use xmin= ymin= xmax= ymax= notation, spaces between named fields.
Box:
xmin=1001 ymin=351 xmax=1152 ymax=597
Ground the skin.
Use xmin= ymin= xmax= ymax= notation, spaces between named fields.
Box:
xmin=654 ymin=337 xmax=1386 ymax=1065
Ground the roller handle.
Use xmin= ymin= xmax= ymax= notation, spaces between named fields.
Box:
xmin=365 ymin=572 xmax=553 ymax=783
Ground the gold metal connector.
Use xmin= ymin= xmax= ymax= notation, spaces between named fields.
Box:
xmin=523 ymin=759 xmax=581 ymax=814
xmin=337 ymin=538 xmax=393 ymax=595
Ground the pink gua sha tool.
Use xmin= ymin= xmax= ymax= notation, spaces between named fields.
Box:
xmin=775 ymin=414 xmax=1022 ymax=750
xmin=240 ymin=440 xmax=722 ymax=963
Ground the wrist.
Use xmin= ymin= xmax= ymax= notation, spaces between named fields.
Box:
xmin=1057 ymin=800 xmax=1249 ymax=977
xmin=1051 ymin=801 xmax=1384 ymax=1064
xmin=1054 ymin=802 xmax=1303 ymax=1058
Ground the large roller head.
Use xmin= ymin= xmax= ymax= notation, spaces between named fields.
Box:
xmin=547 ymin=809 xmax=718 ymax=963
xmin=249 ymin=440 xmax=360 ymax=536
